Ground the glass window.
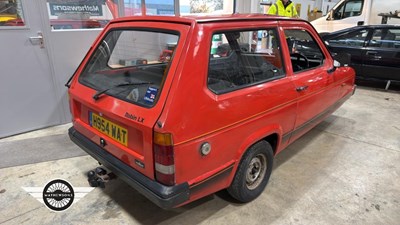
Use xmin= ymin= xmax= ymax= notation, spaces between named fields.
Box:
xmin=368 ymin=29 xmax=400 ymax=49
xmin=284 ymin=29 xmax=325 ymax=73
xmin=79 ymin=29 xmax=179 ymax=107
xmin=332 ymin=0 xmax=363 ymax=20
xmin=181 ymin=0 xmax=233 ymax=14
xmin=124 ymin=0 xmax=175 ymax=16
xmin=327 ymin=29 xmax=369 ymax=47
xmin=208 ymin=28 xmax=285 ymax=94
xmin=47 ymin=0 xmax=118 ymax=30
xmin=0 ymin=0 xmax=25 ymax=27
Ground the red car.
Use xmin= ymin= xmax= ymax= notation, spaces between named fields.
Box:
xmin=67 ymin=14 xmax=355 ymax=209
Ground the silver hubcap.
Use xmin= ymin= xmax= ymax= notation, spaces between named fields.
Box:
xmin=246 ymin=154 xmax=267 ymax=190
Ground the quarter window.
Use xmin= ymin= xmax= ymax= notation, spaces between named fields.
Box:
xmin=284 ymin=29 xmax=325 ymax=73
xmin=208 ymin=28 xmax=285 ymax=94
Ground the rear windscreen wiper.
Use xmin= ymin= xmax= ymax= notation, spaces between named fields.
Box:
xmin=93 ymin=82 xmax=153 ymax=100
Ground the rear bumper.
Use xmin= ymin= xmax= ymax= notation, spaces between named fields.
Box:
xmin=68 ymin=127 xmax=190 ymax=209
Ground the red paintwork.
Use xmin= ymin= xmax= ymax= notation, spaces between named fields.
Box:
xmin=68 ymin=14 xmax=355 ymax=207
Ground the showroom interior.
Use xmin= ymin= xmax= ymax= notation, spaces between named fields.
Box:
xmin=0 ymin=0 xmax=399 ymax=224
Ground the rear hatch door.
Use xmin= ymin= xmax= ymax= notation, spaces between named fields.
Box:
xmin=68 ymin=20 xmax=190 ymax=179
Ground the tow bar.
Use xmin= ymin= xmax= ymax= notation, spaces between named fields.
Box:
xmin=87 ymin=167 xmax=116 ymax=188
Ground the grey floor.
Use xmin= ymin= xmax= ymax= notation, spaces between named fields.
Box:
xmin=0 ymin=87 xmax=399 ymax=225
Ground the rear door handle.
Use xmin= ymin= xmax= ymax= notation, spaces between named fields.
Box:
xmin=296 ymin=86 xmax=309 ymax=92
xmin=366 ymin=51 xmax=378 ymax=56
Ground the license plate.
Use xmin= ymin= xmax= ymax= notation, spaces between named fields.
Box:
xmin=89 ymin=112 xmax=128 ymax=146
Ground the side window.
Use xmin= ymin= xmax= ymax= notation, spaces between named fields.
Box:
xmin=284 ymin=29 xmax=325 ymax=73
xmin=208 ymin=28 xmax=285 ymax=94
xmin=368 ymin=29 xmax=400 ymax=49
xmin=326 ymin=29 xmax=369 ymax=47
xmin=333 ymin=0 xmax=363 ymax=20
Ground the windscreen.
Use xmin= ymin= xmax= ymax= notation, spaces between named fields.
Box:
xmin=79 ymin=29 xmax=179 ymax=107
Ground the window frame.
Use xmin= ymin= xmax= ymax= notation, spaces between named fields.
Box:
xmin=78 ymin=27 xmax=181 ymax=108
xmin=206 ymin=27 xmax=286 ymax=95
xmin=367 ymin=28 xmax=400 ymax=49
xmin=0 ymin=0 xmax=27 ymax=30
xmin=283 ymin=28 xmax=327 ymax=74
xmin=332 ymin=0 xmax=364 ymax=20
xmin=327 ymin=28 xmax=371 ymax=48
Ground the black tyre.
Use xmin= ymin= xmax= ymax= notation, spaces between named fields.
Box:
xmin=227 ymin=140 xmax=273 ymax=203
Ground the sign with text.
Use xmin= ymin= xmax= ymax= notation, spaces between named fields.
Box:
xmin=49 ymin=3 xmax=103 ymax=16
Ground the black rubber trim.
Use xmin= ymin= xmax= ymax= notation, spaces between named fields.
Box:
xmin=282 ymin=89 xmax=354 ymax=143
xmin=68 ymin=127 xmax=189 ymax=209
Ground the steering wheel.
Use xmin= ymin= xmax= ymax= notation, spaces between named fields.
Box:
xmin=290 ymin=52 xmax=309 ymax=72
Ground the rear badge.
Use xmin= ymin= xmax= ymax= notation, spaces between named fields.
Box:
xmin=125 ymin=112 xmax=145 ymax=123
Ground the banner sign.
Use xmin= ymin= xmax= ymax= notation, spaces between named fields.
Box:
xmin=49 ymin=3 xmax=103 ymax=16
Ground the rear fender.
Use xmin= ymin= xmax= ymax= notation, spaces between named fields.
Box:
xmin=230 ymin=124 xmax=283 ymax=178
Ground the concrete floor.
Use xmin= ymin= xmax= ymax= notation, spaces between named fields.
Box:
xmin=0 ymin=87 xmax=399 ymax=225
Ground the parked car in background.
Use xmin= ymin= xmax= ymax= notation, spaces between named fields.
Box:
xmin=322 ymin=25 xmax=400 ymax=86
xmin=67 ymin=14 xmax=355 ymax=209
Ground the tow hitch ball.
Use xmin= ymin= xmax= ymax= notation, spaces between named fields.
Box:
xmin=87 ymin=167 xmax=116 ymax=188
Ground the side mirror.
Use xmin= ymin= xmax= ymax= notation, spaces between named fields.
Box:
xmin=334 ymin=60 xmax=341 ymax=67
xmin=333 ymin=52 xmax=351 ymax=67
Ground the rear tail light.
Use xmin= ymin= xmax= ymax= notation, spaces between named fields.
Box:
xmin=153 ymin=132 xmax=175 ymax=186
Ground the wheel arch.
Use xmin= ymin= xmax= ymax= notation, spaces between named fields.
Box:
xmin=236 ymin=124 xmax=282 ymax=160
xmin=227 ymin=124 xmax=282 ymax=185
xmin=227 ymin=130 xmax=277 ymax=202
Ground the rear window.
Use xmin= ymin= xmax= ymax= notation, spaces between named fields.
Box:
xmin=79 ymin=29 xmax=179 ymax=107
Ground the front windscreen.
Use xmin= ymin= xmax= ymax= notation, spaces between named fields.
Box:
xmin=79 ymin=29 xmax=179 ymax=107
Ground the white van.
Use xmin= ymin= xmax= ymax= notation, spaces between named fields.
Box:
xmin=312 ymin=0 xmax=400 ymax=33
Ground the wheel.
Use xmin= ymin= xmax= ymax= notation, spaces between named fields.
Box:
xmin=227 ymin=140 xmax=274 ymax=203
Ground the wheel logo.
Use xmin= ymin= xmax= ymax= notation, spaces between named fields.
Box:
xmin=42 ymin=179 xmax=74 ymax=211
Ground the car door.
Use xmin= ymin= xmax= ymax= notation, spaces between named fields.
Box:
xmin=325 ymin=28 xmax=371 ymax=76
xmin=362 ymin=27 xmax=400 ymax=81
xmin=282 ymin=27 xmax=336 ymax=141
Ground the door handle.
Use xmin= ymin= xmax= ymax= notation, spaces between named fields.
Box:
xmin=296 ymin=86 xmax=309 ymax=92
xmin=29 ymin=32 xmax=44 ymax=48
xmin=366 ymin=51 xmax=377 ymax=56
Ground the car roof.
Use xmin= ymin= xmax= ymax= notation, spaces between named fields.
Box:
xmin=110 ymin=13 xmax=302 ymax=26
xmin=330 ymin=24 xmax=400 ymax=34
xmin=321 ymin=24 xmax=400 ymax=39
